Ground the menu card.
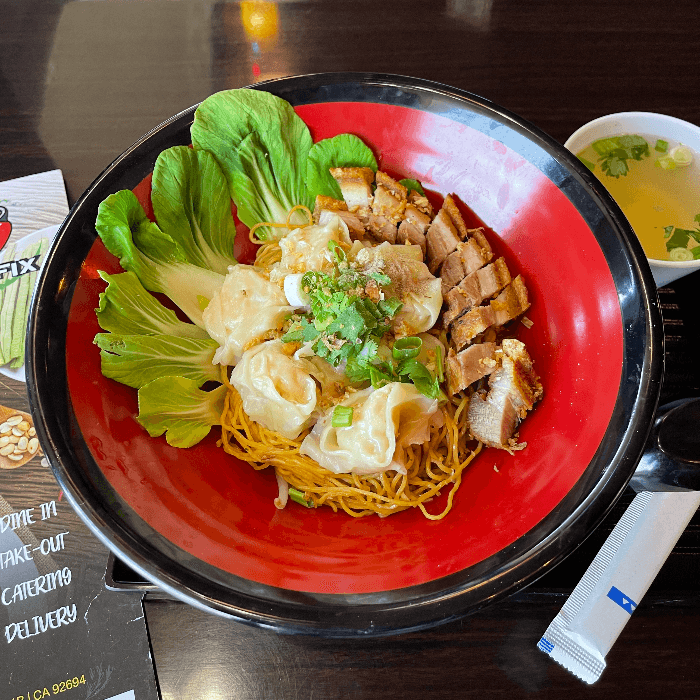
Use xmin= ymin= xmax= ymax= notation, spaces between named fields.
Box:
xmin=1 ymin=172 xmax=159 ymax=700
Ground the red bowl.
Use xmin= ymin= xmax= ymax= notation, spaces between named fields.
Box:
xmin=26 ymin=74 xmax=662 ymax=635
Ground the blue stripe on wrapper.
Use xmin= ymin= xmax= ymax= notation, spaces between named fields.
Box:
xmin=607 ymin=586 xmax=637 ymax=614
xmin=537 ymin=637 xmax=555 ymax=654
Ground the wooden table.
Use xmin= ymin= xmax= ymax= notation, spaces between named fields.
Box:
xmin=2 ymin=1 xmax=700 ymax=697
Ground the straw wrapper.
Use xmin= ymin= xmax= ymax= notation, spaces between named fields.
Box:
xmin=538 ymin=490 xmax=700 ymax=683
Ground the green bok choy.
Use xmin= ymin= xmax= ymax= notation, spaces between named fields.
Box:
xmin=94 ymin=87 xmax=382 ymax=449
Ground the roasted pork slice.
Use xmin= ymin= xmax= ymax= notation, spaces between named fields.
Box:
xmin=313 ymin=194 xmax=347 ymax=222
xmin=467 ymin=339 xmax=543 ymax=450
xmin=408 ymin=189 xmax=434 ymax=218
xmin=330 ymin=166 xmax=374 ymax=216
xmin=314 ymin=195 xmax=366 ymax=240
xmin=426 ymin=207 xmax=461 ymax=273
xmin=450 ymin=305 xmax=495 ymax=351
xmin=367 ymin=214 xmax=398 ymax=243
xmin=425 ymin=194 xmax=471 ymax=272
xmin=443 ymin=257 xmax=511 ymax=326
xmin=446 ymin=342 xmax=498 ymax=395
xmin=450 ymin=275 xmax=530 ymax=351
xmin=372 ymin=171 xmax=408 ymax=224
xmin=397 ymin=220 xmax=427 ymax=256
xmin=440 ymin=229 xmax=493 ymax=295
xmin=404 ymin=203 xmax=432 ymax=234
xmin=491 ymin=274 xmax=529 ymax=326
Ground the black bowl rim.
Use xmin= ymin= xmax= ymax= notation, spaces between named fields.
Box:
xmin=26 ymin=72 xmax=663 ymax=637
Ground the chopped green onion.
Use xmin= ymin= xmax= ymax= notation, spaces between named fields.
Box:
xmin=655 ymin=139 xmax=669 ymax=153
xmin=669 ymin=247 xmax=693 ymax=262
xmin=377 ymin=296 xmax=403 ymax=317
xmin=281 ymin=323 xmax=304 ymax=342
xmin=671 ymin=144 xmax=693 ymax=167
xmin=327 ymin=239 xmax=347 ymax=263
xmin=435 ymin=344 xmax=444 ymax=383
xmin=289 ymin=488 xmax=314 ymax=508
xmin=655 ymin=155 xmax=677 ymax=170
xmin=332 ymin=405 xmax=354 ymax=427
xmin=393 ymin=336 xmax=422 ymax=360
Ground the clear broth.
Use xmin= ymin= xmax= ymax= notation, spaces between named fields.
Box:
xmin=577 ymin=135 xmax=700 ymax=261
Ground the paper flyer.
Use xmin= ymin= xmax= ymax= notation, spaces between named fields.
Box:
xmin=0 ymin=172 xmax=159 ymax=700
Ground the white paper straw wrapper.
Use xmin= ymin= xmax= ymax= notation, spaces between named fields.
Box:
xmin=538 ymin=490 xmax=700 ymax=684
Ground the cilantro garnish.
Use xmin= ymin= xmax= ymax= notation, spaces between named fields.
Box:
xmin=345 ymin=344 xmax=441 ymax=399
xmin=593 ymin=135 xmax=650 ymax=178
xmin=281 ymin=248 xmax=401 ymax=368
xmin=281 ymin=243 xmax=441 ymax=398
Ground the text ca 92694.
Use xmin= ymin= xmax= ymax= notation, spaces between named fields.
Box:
xmin=10 ymin=674 xmax=86 ymax=700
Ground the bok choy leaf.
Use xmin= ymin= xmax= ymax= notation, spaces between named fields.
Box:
xmin=96 ymin=189 xmax=224 ymax=328
xmin=94 ymin=333 xmax=220 ymax=389
xmin=136 ymin=376 xmax=227 ymax=448
xmin=191 ymin=88 xmax=314 ymax=239
xmin=95 ymin=271 xmax=209 ymax=338
xmin=305 ymin=133 xmax=378 ymax=201
xmin=151 ymin=146 xmax=237 ymax=275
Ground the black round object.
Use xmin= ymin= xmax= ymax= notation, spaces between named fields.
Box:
xmin=25 ymin=73 xmax=663 ymax=636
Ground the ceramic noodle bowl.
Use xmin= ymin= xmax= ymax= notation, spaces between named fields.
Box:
xmin=26 ymin=74 xmax=661 ymax=636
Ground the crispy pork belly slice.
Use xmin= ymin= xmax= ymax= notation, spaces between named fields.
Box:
xmin=440 ymin=229 xmax=494 ymax=295
xmin=408 ymin=189 xmax=435 ymax=218
xmin=440 ymin=245 xmax=470 ymax=293
xmin=367 ymin=214 xmax=398 ymax=243
xmin=313 ymin=195 xmax=347 ymax=222
xmin=330 ymin=167 xmax=374 ymax=215
xmin=446 ymin=342 xmax=498 ymax=395
xmin=372 ymin=171 xmax=408 ymax=224
xmin=376 ymin=171 xmax=409 ymax=198
xmin=491 ymin=274 xmax=529 ymax=326
xmin=451 ymin=305 xmax=495 ymax=351
xmin=450 ymin=275 xmax=530 ymax=351
xmin=397 ymin=220 xmax=427 ymax=257
xmin=426 ymin=208 xmax=461 ymax=273
xmin=404 ymin=203 xmax=432 ymax=234
xmin=467 ymin=339 xmax=543 ymax=450
xmin=426 ymin=195 xmax=471 ymax=273
xmin=442 ymin=193 xmax=469 ymax=239
xmin=314 ymin=195 xmax=366 ymax=240
xmin=443 ymin=257 xmax=511 ymax=326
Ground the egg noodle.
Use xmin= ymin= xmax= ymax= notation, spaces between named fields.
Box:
xmin=218 ymin=373 xmax=481 ymax=519
xmin=249 ymin=204 xmax=313 ymax=269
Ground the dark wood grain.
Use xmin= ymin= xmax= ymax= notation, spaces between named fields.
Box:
xmin=2 ymin=0 xmax=699 ymax=697
xmin=144 ymin=594 xmax=700 ymax=699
